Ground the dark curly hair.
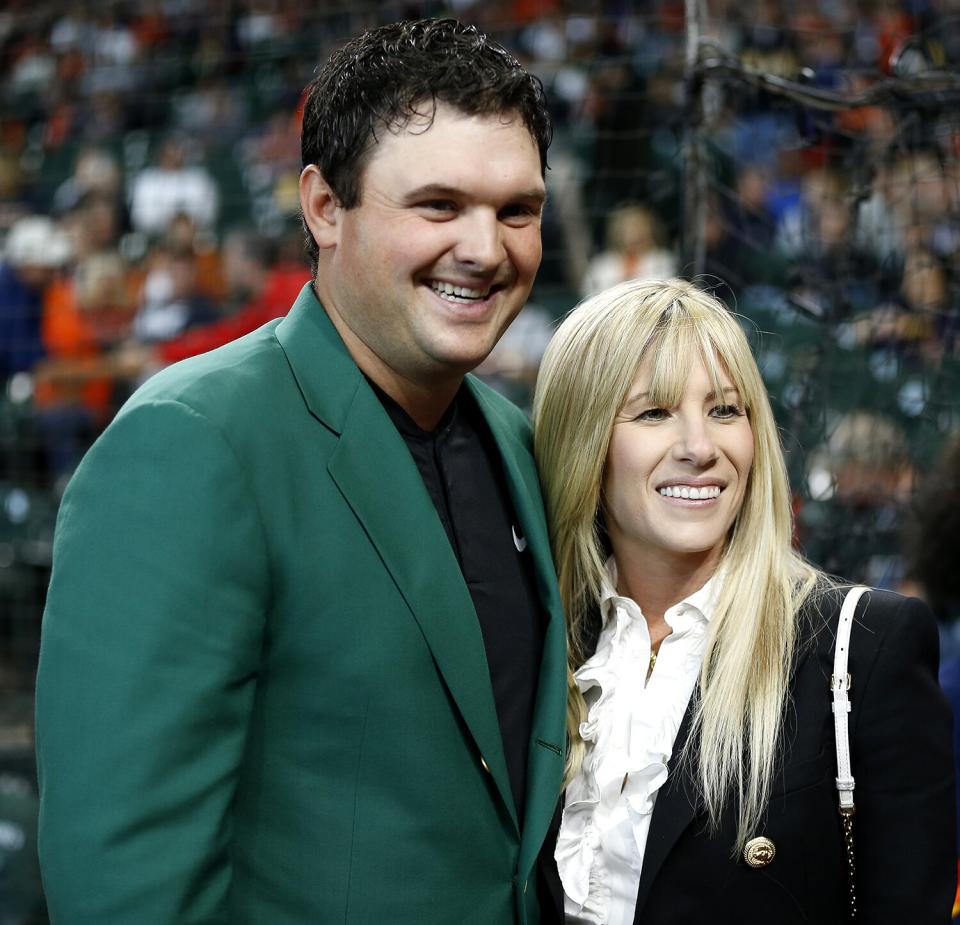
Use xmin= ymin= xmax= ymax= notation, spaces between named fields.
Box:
xmin=300 ymin=18 xmax=551 ymax=274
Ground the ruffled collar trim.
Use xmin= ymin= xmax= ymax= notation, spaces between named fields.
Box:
xmin=557 ymin=559 xmax=721 ymax=916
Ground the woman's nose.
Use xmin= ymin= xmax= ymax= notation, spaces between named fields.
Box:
xmin=672 ymin=418 xmax=719 ymax=467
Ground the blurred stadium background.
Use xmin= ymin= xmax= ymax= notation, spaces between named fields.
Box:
xmin=1 ymin=0 xmax=959 ymax=919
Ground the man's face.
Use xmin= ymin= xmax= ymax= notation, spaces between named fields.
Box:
xmin=321 ymin=102 xmax=545 ymax=388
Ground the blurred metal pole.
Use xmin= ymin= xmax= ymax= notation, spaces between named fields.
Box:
xmin=682 ymin=0 xmax=707 ymax=276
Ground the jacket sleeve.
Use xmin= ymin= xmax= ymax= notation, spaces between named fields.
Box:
xmin=35 ymin=398 xmax=269 ymax=923
xmin=852 ymin=593 xmax=956 ymax=923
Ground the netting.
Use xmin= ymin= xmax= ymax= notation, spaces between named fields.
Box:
xmin=685 ymin=3 xmax=960 ymax=590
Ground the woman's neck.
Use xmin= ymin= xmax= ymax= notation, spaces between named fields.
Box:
xmin=613 ymin=544 xmax=721 ymax=626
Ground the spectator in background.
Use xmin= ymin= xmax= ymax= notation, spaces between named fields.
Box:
xmin=775 ymin=165 xmax=846 ymax=258
xmin=52 ymin=146 xmax=125 ymax=219
xmin=801 ymin=410 xmax=914 ymax=587
xmin=150 ymin=228 xmax=307 ymax=365
xmin=893 ymin=148 xmax=960 ymax=262
xmin=902 ymin=435 xmax=960 ymax=652
xmin=0 ymin=216 xmax=72 ymax=385
xmin=704 ymin=172 xmax=789 ymax=296
xmin=61 ymin=190 xmax=125 ymax=263
xmin=133 ymin=242 xmax=218 ymax=345
xmin=857 ymin=155 xmax=910 ymax=263
xmin=579 ymin=59 xmax=658 ymax=243
xmin=581 ymin=203 xmax=676 ymax=297
xmin=160 ymin=212 xmax=226 ymax=303
xmin=114 ymin=229 xmax=309 ymax=376
xmin=173 ymin=73 xmax=248 ymax=145
xmin=901 ymin=435 xmax=960 ymax=918
xmin=129 ymin=134 xmax=219 ymax=238
xmin=240 ymin=109 xmax=303 ymax=231
xmin=849 ymin=247 xmax=953 ymax=360
xmin=0 ymin=151 xmax=34 ymax=236
xmin=88 ymin=7 xmax=140 ymax=92
xmin=33 ymin=251 xmax=136 ymax=481
xmin=782 ymin=168 xmax=881 ymax=319
xmin=727 ymin=164 xmax=777 ymax=254
xmin=702 ymin=196 xmax=741 ymax=304
xmin=739 ymin=0 xmax=796 ymax=77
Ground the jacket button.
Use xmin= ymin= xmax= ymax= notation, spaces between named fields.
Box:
xmin=480 ymin=756 xmax=490 ymax=774
xmin=743 ymin=836 xmax=776 ymax=868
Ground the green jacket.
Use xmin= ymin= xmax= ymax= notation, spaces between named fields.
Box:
xmin=36 ymin=285 xmax=567 ymax=924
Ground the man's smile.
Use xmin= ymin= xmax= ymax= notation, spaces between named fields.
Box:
xmin=429 ymin=279 xmax=492 ymax=302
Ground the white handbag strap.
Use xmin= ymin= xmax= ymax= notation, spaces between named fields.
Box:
xmin=832 ymin=586 xmax=869 ymax=813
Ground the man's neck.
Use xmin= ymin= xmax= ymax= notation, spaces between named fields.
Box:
xmin=317 ymin=285 xmax=461 ymax=431
xmin=368 ymin=370 xmax=460 ymax=432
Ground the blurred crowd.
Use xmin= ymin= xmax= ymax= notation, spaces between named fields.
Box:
xmin=0 ymin=0 xmax=957 ymax=618
xmin=0 ymin=0 xmax=957 ymax=617
xmin=1 ymin=1 xmax=960 ymax=916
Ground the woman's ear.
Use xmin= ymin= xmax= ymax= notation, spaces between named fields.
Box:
xmin=299 ymin=165 xmax=341 ymax=251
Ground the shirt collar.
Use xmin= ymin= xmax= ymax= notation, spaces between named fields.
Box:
xmin=365 ymin=374 xmax=461 ymax=440
xmin=599 ymin=555 xmax=722 ymax=626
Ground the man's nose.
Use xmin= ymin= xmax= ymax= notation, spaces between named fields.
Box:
xmin=452 ymin=209 xmax=506 ymax=270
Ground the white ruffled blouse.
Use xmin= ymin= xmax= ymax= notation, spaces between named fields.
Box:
xmin=556 ymin=560 xmax=718 ymax=925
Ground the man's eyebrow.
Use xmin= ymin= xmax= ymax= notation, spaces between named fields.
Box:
xmin=402 ymin=183 xmax=547 ymax=205
xmin=516 ymin=187 xmax=548 ymax=205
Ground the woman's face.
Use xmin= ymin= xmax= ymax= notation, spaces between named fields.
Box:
xmin=603 ymin=353 xmax=755 ymax=570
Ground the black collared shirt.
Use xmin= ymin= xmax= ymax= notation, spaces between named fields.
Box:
xmin=371 ymin=380 xmax=547 ymax=824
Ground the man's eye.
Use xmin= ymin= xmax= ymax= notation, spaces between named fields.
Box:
xmin=710 ymin=403 xmax=744 ymax=419
xmin=500 ymin=203 xmax=539 ymax=222
xmin=420 ymin=200 xmax=457 ymax=213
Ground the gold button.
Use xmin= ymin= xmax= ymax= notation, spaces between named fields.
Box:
xmin=743 ymin=836 xmax=776 ymax=868
xmin=480 ymin=756 xmax=490 ymax=774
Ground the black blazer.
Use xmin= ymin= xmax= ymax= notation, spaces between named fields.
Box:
xmin=539 ymin=588 xmax=956 ymax=924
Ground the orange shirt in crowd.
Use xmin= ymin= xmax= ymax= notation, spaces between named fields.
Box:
xmin=36 ymin=277 xmax=129 ymax=418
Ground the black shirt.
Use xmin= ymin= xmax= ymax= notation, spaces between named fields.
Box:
xmin=370 ymin=381 xmax=547 ymax=824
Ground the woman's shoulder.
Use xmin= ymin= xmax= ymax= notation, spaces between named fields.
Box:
xmin=807 ymin=583 xmax=934 ymax=624
xmin=799 ymin=583 xmax=939 ymax=667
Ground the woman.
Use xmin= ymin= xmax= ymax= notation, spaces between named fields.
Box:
xmin=580 ymin=204 xmax=677 ymax=298
xmin=532 ymin=278 xmax=954 ymax=924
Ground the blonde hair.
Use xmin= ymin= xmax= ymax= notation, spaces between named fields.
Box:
xmin=532 ymin=278 xmax=823 ymax=853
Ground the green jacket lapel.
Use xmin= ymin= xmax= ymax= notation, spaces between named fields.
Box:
xmin=467 ymin=379 xmax=568 ymax=875
xmin=275 ymin=286 xmax=518 ymax=832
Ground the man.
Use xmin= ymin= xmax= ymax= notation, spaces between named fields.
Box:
xmin=36 ymin=18 xmax=567 ymax=925
xmin=129 ymin=134 xmax=219 ymax=238
xmin=0 ymin=216 xmax=72 ymax=386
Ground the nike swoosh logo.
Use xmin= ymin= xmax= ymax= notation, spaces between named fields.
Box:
xmin=512 ymin=525 xmax=528 ymax=552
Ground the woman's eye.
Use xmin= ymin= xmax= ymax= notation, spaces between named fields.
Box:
xmin=710 ymin=403 xmax=744 ymax=419
xmin=635 ymin=407 xmax=670 ymax=422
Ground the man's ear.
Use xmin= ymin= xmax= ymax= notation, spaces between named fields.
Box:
xmin=299 ymin=165 xmax=341 ymax=250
